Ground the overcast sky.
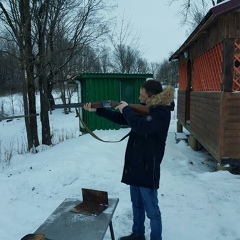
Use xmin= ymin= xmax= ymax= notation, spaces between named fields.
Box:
xmin=115 ymin=0 xmax=211 ymax=63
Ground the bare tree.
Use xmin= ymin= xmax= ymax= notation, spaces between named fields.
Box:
xmin=98 ymin=46 xmax=112 ymax=73
xmin=168 ymin=0 xmax=224 ymax=25
xmin=34 ymin=0 xmax=113 ymax=145
xmin=53 ymin=45 xmax=102 ymax=115
xmin=150 ymin=62 xmax=161 ymax=79
xmin=0 ymin=0 xmax=40 ymax=149
xmin=109 ymin=14 xmax=150 ymax=73
xmin=156 ymin=58 xmax=178 ymax=87
xmin=134 ymin=57 xmax=150 ymax=74
xmin=0 ymin=38 xmax=21 ymax=94
xmin=110 ymin=14 xmax=139 ymax=73
xmin=0 ymin=0 xmax=114 ymax=149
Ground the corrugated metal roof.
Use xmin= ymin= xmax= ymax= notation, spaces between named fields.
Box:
xmin=75 ymin=73 xmax=153 ymax=80
xmin=169 ymin=0 xmax=240 ymax=61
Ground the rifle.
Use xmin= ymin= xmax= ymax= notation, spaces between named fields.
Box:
xmin=52 ymin=100 xmax=149 ymax=116
xmin=0 ymin=114 xmax=39 ymax=121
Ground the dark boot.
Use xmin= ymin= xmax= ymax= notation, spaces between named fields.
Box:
xmin=118 ymin=233 xmax=146 ymax=240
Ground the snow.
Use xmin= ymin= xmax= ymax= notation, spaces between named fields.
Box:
xmin=0 ymin=93 xmax=240 ymax=240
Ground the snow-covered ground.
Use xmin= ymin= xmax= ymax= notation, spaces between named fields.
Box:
xmin=0 ymin=92 xmax=239 ymax=240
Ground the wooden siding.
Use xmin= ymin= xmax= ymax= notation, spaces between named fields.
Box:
xmin=178 ymin=55 xmax=188 ymax=68
xmin=219 ymin=92 xmax=240 ymax=160
xmin=190 ymin=13 xmax=240 ymax=60
xmin=189 ymin=92 xmax=221 ymax=160
xmin=177 ymin=91 xmax=240 ymax=163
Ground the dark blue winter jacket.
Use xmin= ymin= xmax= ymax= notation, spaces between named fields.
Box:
xmin=96 ymin=87 xmax=174 ymax=189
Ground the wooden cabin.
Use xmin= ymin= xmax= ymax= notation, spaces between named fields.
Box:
xmin=169 ymin=0 xmax=240 ymax=166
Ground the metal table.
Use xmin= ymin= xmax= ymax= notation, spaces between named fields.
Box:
xmin=34 ymin=198 xmax=119 ymax=240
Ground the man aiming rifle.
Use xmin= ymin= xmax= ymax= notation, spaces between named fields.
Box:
xmin=83 ymin=80 xmax=174 ymax=240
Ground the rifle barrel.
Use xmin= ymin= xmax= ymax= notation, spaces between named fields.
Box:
xmin=51 ymin=101 xmax=149 ymax=116
xmin=52 ymin=101 xmax=117 ymax=109
xmin=52 ymin=103 xmax=84 ymax=109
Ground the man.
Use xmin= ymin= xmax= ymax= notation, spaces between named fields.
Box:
xmin=83 ymin=80 xmax=174 ymax=240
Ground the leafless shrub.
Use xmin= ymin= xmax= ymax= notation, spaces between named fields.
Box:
xmin=0 ymin=140 xmax=14 ymax=169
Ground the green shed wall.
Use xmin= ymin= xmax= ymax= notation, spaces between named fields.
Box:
xmin=75 ymin=73 xmax=153 ymax=131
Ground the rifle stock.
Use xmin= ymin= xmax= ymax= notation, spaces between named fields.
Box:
xmin=128 ymin=104 xmax=149 ymax=116
xmin=52 ymin=101 xmax=149 ymax=116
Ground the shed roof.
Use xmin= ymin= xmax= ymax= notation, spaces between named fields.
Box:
xmin=75 ymin=73 xmax=153 ymax=80
xmin=169 ymin=0 xmax=240 ymax=61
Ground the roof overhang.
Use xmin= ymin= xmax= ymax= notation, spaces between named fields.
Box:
xmin=169 ymin=0 xmax=240 ymax=61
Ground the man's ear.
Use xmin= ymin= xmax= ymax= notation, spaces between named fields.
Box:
xmin=151 ymin=95 xmax=156 ymax=99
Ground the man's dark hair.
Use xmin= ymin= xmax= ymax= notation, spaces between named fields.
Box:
xmin=141 ymin=80 xmax=163 ymax=97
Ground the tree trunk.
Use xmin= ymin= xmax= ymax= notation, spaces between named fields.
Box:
xmin=37 ymin=3 xmax=52 ymax=146
xmin=38 ymin=60 xmax=52 ymax=145
xmin=20 ymin=52 xmax=32 ymax=150
xmin=21 ymin=0 xmax=39 ymax=149
xmin=48 ymin=81 xmax=55 ymax=109
xmin=27 ymin=66 xmax=39 ymax=149
xmin=39 ymin=76 xmax=52 ymax=146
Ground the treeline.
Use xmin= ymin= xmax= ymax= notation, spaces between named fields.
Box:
xmin=0 ymin=0 xmax=178 ymax=151
xmin=0 ymin=39 xmax=178 ymax=95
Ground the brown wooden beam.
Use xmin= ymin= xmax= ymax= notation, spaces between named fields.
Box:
xmin=222 ymin=38 xmax=235 ymax=92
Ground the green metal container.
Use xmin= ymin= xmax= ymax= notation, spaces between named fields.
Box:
xmin=74 ymin=73 xmax=153 ymax=131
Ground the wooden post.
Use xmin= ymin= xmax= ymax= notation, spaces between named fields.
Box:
xmin=177 ymin=120 xmax=183 ymax=133
xmin=188 ymin=134 xmax=199 ymax=151
xmin=222 ymin=38 xmax=235 ymax=92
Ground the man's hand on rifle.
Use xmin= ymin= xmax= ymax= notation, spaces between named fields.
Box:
xmin=115 ymin=101 xmax=128 ymax=113
xmin=83 ymin=103 xmax=97 ymax=112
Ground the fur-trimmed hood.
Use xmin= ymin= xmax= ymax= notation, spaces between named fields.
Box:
xmin=146 ymin=86 xmax=175 ymax=108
